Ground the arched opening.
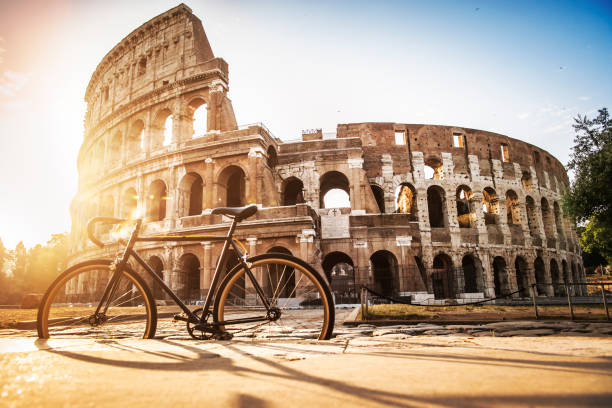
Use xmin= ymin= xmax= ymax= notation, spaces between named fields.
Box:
xmin=109 ymin=131 xmax=122 ymax=165
xmin=427 ymin=186 xmax=447 ymax=228
xmin=127 ymin=119 xmax=144 ymax=156
xmin=571 ymin=262 xmax=580 ymax=295
xmin=188 ymin=98 xmax=208 ymax=138
xmin=521 ymin=171 xmax=533 ymax=191
xmin=424 ymin=157 xmax=443 ymax=180
xmin=432 ymin=253 xmax=454 ymax=299
xmin=147 ymin=180 xmax=167 ymax=221
xmin=550 ymin=259 xmax=561 ymax=296
xmin=282 ymin=177 xmax=305 ymax=206
xmin=266 ymin=146 xmax=278 ymax=168
xmin=493 ymin=256 xmax=509 ymax=297
xmin=456 ymin=186 xmax=475 ymax=228
xmin=218 ymin=165 xmax=246 ymax=207
xmin=320 ymin=171 xmax=350 ymax=209
xmin=482 ymin=187 xmax=499 ymax=225
xmin=371 ymin=184 xmax=385 ymax=213
xmin=264 ymin=247 xmax=295 ymax=299
xmin=148 ymin=256 xmax=164 ymax=299
xmin=506 ymin=190 xmax=521 ymax=224
xmin=540 ymin=198 xmax=555 ymax=241
xmin=461 ymin=254 xmax=482 ymax=293
xmin=178 ymin=253 xmax=200 ymax=302
xmin=178 ymin=172 xmax=203 ymax=217
xmin=553 ymin=202 xmax=565 ymax=241
xmin=152 ymin=109 xmax=172 ymax=148
xmin=121 ymin=188 xmax=138 ymax=219
xmin=395 ymin=183 xmax=417 ymax=220
xmin=322 ymin=251 xmax=356 ymax=303
xmin=534 ymin=257 xmax=547 ymax=296
xmin=525 ymin=196 xmax=540 ymax=238
xmin=515 ymin=256 xmax=530 ymax=297
xmin=370 ymin=251 xmax=398 ymax=297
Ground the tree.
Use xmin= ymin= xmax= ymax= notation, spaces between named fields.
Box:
xmin=563 ymin=108 xmax=612 ymax=264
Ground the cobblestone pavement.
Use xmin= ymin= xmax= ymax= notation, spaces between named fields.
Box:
xmin=2 ymin=308 xmax=612 ymax=407
xmin=2 ymin=308 xmax=612 ymax=340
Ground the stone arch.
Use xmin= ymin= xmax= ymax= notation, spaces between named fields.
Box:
xmin=553 ymin=202 xmax=565 ymax=240
xmin=427 ymin=185 xmax=447 ymax=228
xmin=525 ymin=196 xmax=540 ymax=238
xmin=217 ymin=165 xmax=246 ymax=207
xmin=492 ymin=256 xmax=510 ymax=297
xmin=121 ymin=187 xmax=138 ymax=218
xmin=461 ymin=254 xmax=483 ymax=293
xmin=482 ymin=187 xmax=499 ymax=225
xmin=395 ymin=183 xmax=417 ymax=220
xmin=370 ymin=250 xmax=398 ymax=297
xmin=540 ymin=198 xmax=555 ymax=241
xmin=127 ymin=119 xmax=144 ymax=156
xmin=506 ymin=190 xmax=521 ymax=224
xmin=187 ymin=97 xmax=207 ymax=137
xmin=152 ymin=108 xmax=172 ymax=148
xmin=550 ymin=258 xmax=561 ymax=296
xmin=109 ymin=131 xmax=122 ymax=165
xmin=432 ymin=253 xmax=454 ymax=299
xmin=320 ymin=170 xmax=350 ymax=208
xmin=178 ymin=253 xmax=200 ymax=301
xmin=371 ymin=184 xmax=385 ymax=213
xmin=178 ymin=172 xmax=203 ymax=217
xmin=148 ymin=255 xmax=164 ymax=299
xmin=424 ymin=157 xmax=443 ymax=180
xmin=147 ymin=179 xmax=167 ymax=221
xmin=322 ymin=251 xmax=356 ymax=303
xmin=514 ymin=256 xmax=530 ymax=297
xmin=282 ymin=177 xmax=305 ymax=206
xmin=266 ymin=145 xmax=278 ymax=168
xmin=521 ymin=171 xmax=534 ymax=191
xmin=534 ymin=256 xmax=547 ymax=296
xmin=456 ymin=185 xmax=475 ymax=228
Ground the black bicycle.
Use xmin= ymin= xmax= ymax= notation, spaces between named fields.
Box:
xmin=37 ymin=205 xmax=335 ymax=340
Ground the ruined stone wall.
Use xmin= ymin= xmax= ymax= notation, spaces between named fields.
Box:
xmin=69 ymin=5 xmax=584 ymax=303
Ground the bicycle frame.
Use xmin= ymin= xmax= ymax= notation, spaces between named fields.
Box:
xmin=106 ymin=216 xmax=273 ymax=329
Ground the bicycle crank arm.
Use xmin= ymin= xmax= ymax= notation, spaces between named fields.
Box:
xmin=215 ymin=316 xmax=271 ymax=326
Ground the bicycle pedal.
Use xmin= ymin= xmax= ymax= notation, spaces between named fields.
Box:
xmin=173 ymin=314 xmax=189 ymax=322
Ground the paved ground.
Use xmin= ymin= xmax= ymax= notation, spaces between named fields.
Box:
xmin=1 ymin=309 xmax=612 ymax=407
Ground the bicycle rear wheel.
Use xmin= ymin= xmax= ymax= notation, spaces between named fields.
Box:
xmin=213 ymin=254 xmax=335 ymax=340
xmin=37 ymin=259 xmax=157 ymax=339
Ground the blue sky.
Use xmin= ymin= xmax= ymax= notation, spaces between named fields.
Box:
xmin=0 ymin=0 xmax=610 ymax=248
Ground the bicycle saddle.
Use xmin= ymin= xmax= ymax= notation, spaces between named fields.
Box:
xmin=211 ymin=204 xmax=258 ymax=221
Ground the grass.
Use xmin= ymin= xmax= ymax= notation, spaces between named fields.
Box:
xmin=363 ymin=303 xmax=610 ymax=321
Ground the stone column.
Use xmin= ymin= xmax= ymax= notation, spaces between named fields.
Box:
xmin=200 ymin=241 xmax=213 ymax=298
xmin=348 ymin=157 xmax=364 ymax=213
xmin=395 ymin=236 xmax=413 ymax=293
xmin=204 ymin=158 xmax=215 ymax=209
xmin=248 ymin=147 xmax=265 ymax=205
xmin=354 ymin=240 xmax=369 ymax=288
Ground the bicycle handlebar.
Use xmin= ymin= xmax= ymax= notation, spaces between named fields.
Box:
xmin=87 ymin=217 xmax=128 ymax=248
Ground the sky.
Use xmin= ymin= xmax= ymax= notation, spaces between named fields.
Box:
xmin=0 ymin=0 xmax=610 ymax=249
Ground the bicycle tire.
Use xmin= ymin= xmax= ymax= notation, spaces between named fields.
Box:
xmin=37 ymin=259 xmax=157 ymax=339
xmin=213 ymin=253 xmax=335 ymax=340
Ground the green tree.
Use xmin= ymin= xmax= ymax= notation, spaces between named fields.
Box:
xmin=563 ymin=108 xmax=612 ymax=264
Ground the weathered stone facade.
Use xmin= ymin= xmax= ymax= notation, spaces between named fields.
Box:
xmin=69 ymin=4 xmax=584 ymax=304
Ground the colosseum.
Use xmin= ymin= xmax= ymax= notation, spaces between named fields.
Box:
xmin=69 ymin=4 xmax=585 ymax=305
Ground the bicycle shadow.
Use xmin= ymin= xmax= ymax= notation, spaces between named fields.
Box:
xmin=32 ymin=337 xmax=612 ymax=407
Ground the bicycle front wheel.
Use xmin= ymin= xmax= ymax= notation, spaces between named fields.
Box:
xmin=213 ymin=254 xmax=335 ymax=340
xmin=37 ymin=259 xmax=157 ymax=339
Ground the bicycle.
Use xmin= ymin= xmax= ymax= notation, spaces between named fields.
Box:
xmin=37 ymin=205 xmax=335 ymax=340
